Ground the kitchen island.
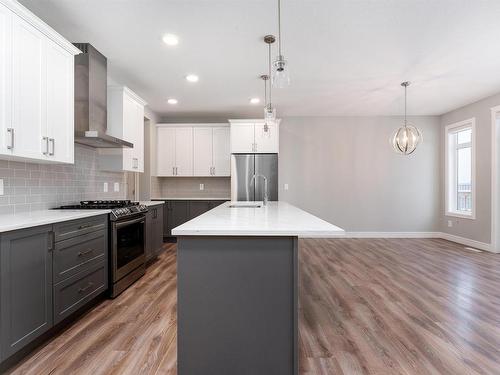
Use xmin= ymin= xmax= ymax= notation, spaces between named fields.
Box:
xmin=172 ymin=201 xmax=344 ymax=375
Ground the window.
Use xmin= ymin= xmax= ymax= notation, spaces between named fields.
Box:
xmin=446 ymin=118 xmax=475 ymax=218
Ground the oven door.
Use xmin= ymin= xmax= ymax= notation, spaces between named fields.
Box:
xmin=111 ymin=215 xmax=146 ymax=281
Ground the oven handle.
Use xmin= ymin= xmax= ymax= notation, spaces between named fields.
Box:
xmin=115 ymin=216 xmax=145 ymax=229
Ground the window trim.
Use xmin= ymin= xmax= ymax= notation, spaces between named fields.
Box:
xmin=445 ymin=118 xmax=476 ymax=220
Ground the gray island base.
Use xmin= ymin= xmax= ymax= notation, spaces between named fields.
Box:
xmin=172 ymin=201 xmax=344 ymax=375
xmin=177 ymin=236 xmax=298 ymax=375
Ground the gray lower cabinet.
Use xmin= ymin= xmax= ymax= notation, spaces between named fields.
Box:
xmin=0 ymin=225 xmax=53 ymax=360
xmin=145 ymin=205 xmax=164 ymax=261
xmin=160 ymin=200 xmax=226 ymax=238
xmin=0 ymin=215 xmax=108 ymax=364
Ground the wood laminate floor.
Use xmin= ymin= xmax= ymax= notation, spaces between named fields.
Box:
xmin=7 ymin=239 xmax=500 ymax=375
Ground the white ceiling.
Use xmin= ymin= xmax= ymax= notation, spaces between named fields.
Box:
xmin=19 ymin=0 xmax=500 ymax=118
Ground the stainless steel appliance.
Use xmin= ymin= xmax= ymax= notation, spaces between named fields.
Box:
xmin=231 ymin=154 xmax=278 ymax=201
xmin=73 ymin=43 xmax=133 ymax=148
xmin=58 ymin=200 xmax=148 ymax=298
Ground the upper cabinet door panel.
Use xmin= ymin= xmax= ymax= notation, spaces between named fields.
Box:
xmin=230 ymin=123 xmax=254 ymax=153
xmin=212 ymin=127 xmax=230 ymax=176
xmin=193 ymin=127 xmax=213 ymax=176
xmin=11 ymin=16 xmax=45 ymax=159
xmin=175 ymin=127 xmax=193 ymax=176
xmin=156 ymin=127 xmax=176 ymax=176
xmin=0 ymin=4 xmax=12 ymax=155
xmin=254 ymin=123 xmax=279 ymax=153
xmin=46 ymin=39 xmax=74 ymax=163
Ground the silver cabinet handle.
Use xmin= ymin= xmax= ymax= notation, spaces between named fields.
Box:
xmin=7 ymin=128 xmax=14 ymax=149
xmin=78 ymin=282 xmax=94 ymax=294
xmin=172 ymin=166 xmax=175 ymax=175
xmin=175 ymin=166 xmax=178 ymax=175
xmin=78 ymin=249 xmax=94 ymax=257
xmin=49 ymin=138 xmax=55 ymax=156
xmin=42 ymin=136 xmax=49 ymax=155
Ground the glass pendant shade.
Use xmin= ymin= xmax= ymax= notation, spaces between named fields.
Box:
xmin=391 ymin=123 xmax=422 ymax=155
xmin=264 ymin=104 xmax=276 ymax=121
xmin=272 ymin=56 xmax=290 ymax=88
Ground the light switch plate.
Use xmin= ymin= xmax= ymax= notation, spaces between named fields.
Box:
xmin=0 ymin=179 xmax=4 ymax=195
xmin=447 ymin=220 xmax=453 ymax=227
xmin=114 ymin=182 xmax=120 ymax=192
xmin=199 ymin=183 xmax=204 ymax=191
xmin=103 ymin=182 xmax=108 ymax=193
xmin=284 ymin=183 xmax=289 ymax=191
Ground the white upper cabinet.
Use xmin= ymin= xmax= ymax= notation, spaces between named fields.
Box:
xmin=229 ymin=119 xmax=280 ymax=154
xmin=99 ymin=86 xmax=147 ymax=173
xmin=0 ymin=0 xmax=80 ymax=163
xmin=156 ymin=126 xmax=193 ymax=177
xmin=212 ymin=127 xmax=230 ymax=176
xmin=156 ymin=124 xmax=229 ymax=177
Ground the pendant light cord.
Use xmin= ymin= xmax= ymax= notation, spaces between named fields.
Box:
xmin=404 ymin=84 xmax=407 ymax=128
xmin=268 ymin=43 xmax=272 ymax=106
xmin=278 ymin=0 xmax=282 ymax=56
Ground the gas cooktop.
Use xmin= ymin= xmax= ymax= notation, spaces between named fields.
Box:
xmin=58 ymin=200 xmax=148 ymax=220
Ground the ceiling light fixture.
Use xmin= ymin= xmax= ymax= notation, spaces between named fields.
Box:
xmin=167 ymin=98 xmax=178 ymax=105
xmin=264 ymin=35 xmax=277 ymax=124
xmin=185 ymin=74 xmax=199 ymax=83
xmin=250 ymin=98 xmax=260 ymax=104
xmin=272 ymin=0 xmax=290 ymax=88
xmin=391 ymin=81 xmax=422 ymax=155
xmin=162 ymin=33 xmax=179 ymax=46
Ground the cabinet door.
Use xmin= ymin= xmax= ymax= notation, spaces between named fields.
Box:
xmin=212 ymin=127 xmax=230 ymax=176
xmin=153 ymin=206 xmax=164 ymax=255
xmin=0 ymin=4 xmax=12 ymax=156
xmin=175 ymin=128 xmax=193 ymax=176
xmin=144 ymin=209 xmax=154 ymax=261
xmin=167 ymin=201 xmax=190 ymax=236
xmin=46 ymin=39 xmax=74 ymax=163
xmin=156 ymin=127 xmax=176 ymax=176
xmin=193 ymin=127 xmax=213 ymax=176
xmin=11 ymin=15 xmax=46 ymax=160
xmin=254 ymin=123 xmax=279 ymax=153
xmin=188 ymin=201 xmax=211 ymax=219
xmin=121 ymin=94 xmax=136 ymax=171
xmin=135 ymin=103 xmax=144 ymax=173
xmin=0 ymin=226 xmax=53 ymax=359
xmin=230 ymin=123 xmax=255 ymax=153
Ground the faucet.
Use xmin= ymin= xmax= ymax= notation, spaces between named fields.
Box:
xmin=251 ymin=174 xmax=268 ymax=206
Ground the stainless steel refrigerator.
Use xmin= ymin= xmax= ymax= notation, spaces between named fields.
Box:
xmin=231 ymin=154 xmax=278 ymax=201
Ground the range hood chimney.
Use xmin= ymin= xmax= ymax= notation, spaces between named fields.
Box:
xmin=73 ymin=43 xmax=133 ymax=148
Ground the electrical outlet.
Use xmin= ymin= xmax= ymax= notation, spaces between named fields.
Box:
xmin=0 ymin=179 xmax=3 ymax=195
xmin=114 ymin=182 xmax=120 ymax=192
xmin=447 ymin=220 xmax=453 ymax=228
xmin=199 ymin=183 xmax=204 ymax=191
xmin=284 ymin=183 xmax=289 ymax=191
xmin=103 ymin=182 xmax=108 ymax=193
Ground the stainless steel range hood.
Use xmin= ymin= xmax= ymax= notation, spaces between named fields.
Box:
xmin=74 ymin=43 xmax=133 ymax=148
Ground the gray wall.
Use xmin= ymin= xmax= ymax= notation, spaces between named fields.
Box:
xmin=439 ymin=92 xmax=500 ymax=244
xmin=151 ymin=177 xmax=230 ymax=199
xmin=278 ymin=116 xmax=441 ymax=232
xmin=0 ymin=144 xmax=126 ymax=214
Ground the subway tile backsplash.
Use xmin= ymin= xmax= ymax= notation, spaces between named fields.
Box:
xmin=0 ymin=145 xmax=126 ymax=215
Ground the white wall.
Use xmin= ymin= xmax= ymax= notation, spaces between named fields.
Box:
xmin=279 ymin=116 xmax=440 ymax=232
xmin=439 ymin=92 xmax=500 ymax=245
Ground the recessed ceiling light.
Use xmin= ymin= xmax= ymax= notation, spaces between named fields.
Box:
xmin=185 ymin=74 xmax=199 ymax=83
xmin=162 ymin=33 xmax=179 ymax=46
xmin=167 ymin=98 xmax=178 ymax=105
xmin=249 ymin=98 xmax=260 ymax=104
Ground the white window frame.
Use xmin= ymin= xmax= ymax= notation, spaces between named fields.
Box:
xmin=445 ymin=118 xmax=476 ymax=219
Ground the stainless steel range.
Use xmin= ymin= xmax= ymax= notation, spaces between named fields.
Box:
xmin=58 ymin=200 xmax=148 ymax=298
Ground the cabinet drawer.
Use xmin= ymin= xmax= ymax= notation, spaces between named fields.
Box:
xmin=54 ymin=215 xmax=107 ymax=242
xmin=53 ymin=230 xmax=107 ymax=283
xmin=53 ymin=261 xmax=107 ymax=324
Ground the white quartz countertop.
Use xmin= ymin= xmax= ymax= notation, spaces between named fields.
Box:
xmin=152 ymin=197 xmax=229 ymax=201
xmin=139 ymin=201 xmax=165 ymax=207
xmin=171 ymin=201 xmax=344 ymax=237
xmin=0 ymin=210 xmax=110 ymax=233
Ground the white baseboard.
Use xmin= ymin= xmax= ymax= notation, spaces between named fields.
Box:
xmin=302 ymin=231 xmax=498 ymax=253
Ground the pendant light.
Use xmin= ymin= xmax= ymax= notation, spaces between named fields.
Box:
xmin=391 ymin=82 xmax=422 ymax=155
xmin=264 ymin=35 xmax=276 ymax=122
xmin=272 ymin=0 xmax=290 ymax=88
